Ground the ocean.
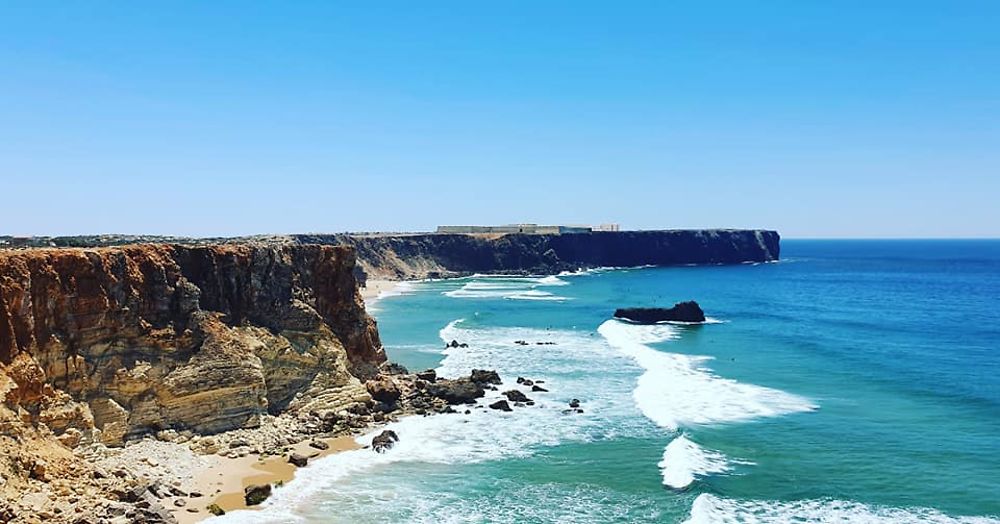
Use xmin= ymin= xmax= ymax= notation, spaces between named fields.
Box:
xmin=213 ymin=240 xmax=1000 ymax=523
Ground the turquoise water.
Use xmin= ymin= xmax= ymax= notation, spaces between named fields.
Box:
xmin=215 ymin=240 xmax=1000 ymax=523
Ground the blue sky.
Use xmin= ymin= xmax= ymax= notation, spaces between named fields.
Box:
xmin=1 ymin=2 xmax=997 ymax=238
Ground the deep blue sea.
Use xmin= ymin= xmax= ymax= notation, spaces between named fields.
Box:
xmin=215 ymin=240 xmax=1000 ymax=523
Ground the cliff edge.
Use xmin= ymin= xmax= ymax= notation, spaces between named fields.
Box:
xmin=297 ymin=229 xmax=780 ymax=280
xmin=0 ymin=243 xmax=382 ymax=443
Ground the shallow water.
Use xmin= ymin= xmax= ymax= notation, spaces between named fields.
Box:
xmin=213 ymin=240 xmax=1000 ymax=523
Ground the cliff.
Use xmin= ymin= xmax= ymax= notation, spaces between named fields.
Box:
xmin=0 ymin=244 xmax=383 ymax=448
xmin=295 ymin=229 xmax=780 ymax=280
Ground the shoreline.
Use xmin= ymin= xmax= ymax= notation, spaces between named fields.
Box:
xmin=359 ymin=279 xmax=403 ymax=304
xmin=170 ymin=435 xmax=362 ymax=523
xmin=168 ymin=279 xmax=403 ymax=523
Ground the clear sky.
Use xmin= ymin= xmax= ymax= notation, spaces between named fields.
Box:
xmin=1 ymin=2 xmax=998 ymax=238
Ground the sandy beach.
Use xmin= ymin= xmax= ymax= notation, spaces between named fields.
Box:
xmin=163 ymin=279 xmax=400 ymax=523
xmin=359 ymin=279 xmax=402 ymax=304
xmin=170 ymin=435 xmax=361 ymax=523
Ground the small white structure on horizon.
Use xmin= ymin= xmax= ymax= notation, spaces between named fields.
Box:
xmin=436 ymin=223 xmax=620 ymax=235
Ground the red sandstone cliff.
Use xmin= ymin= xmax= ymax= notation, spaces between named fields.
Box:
xmin=0 ymin=244 xmax=384 ymax=449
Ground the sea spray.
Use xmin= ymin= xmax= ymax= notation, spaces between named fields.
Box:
xmin=597 ymin=319 xmax=816 ymax=487
xmin=214 ymin=320 xmax=651 ymax=523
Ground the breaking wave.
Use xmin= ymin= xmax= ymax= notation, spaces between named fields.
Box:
xmin=443 ymin=276 xmax=570 ymax=301
xmin=685 ymin=494 xmax=1000 ymax=524
xmin=597 ymin=319 xmax=816 ymax=488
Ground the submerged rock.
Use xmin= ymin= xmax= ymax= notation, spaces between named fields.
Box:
xmin=503 ymin=390 xmax=531 ymax=403
xmin=489 ymin=400 xmax=513 ymax=412
xmin=613 ymin=301 xmax=705 ymax=323
xmin=372 ymin=430 xmax=399 ymax=453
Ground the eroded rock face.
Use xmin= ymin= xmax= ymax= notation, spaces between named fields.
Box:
xmin=0 ymin=244 xmax=384 ymax=446
xmin=295 ymin=230 xmax=781 ymax=279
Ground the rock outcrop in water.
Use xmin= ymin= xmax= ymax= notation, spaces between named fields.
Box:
xmin=614 ymin=301 xmax=707 ymax=323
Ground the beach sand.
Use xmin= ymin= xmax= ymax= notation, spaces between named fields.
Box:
xmin=164 ymin=280 xmax=401 ymax=523
xmin=166 ymin=280 xmax=400 ymax=522
xmin=359 ymin=279 xmax=400 ymax=303
xmin=170 ymin=435 xmax=361 ymax=523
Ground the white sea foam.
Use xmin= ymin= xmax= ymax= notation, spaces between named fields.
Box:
xmin=659 ymin=435 xmax=747 ymax=489
xmin=685 ymin=494 xmax=1000 ymax=524
xmin=301 ymin=479 xmax=666 ymax=523
xmin=597 ymin=319 xmax=816 ymax=488
xmin=443 ymin=276 xmax=570 ymax=301
xmin=365 ymin=281 xmax=418 ymax=312
xmin=597 ymin=319 xmax=816 ymax=430
xmin=211 ymin=320 xmax=647 ymax=523
xmin=536 ymin=275 xmax=569 ymax=286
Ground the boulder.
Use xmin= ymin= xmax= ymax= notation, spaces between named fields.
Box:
xmin=309 ymin=440 xmax=330 ymax=451
xmin=489 ymin=400 xmax=512 ymax=412
xmin=531 ymin=385 xmax=548 ymax=392
xmin=288 ymin=453 xmax=308 ymax=467
xmin=470 ymin=369 xmax=501 ymax=385
xmin=244 ymin=484 xmax=272 ymax=506
xmin=380 ymin=362 xmax=410 ymax=375
xmin=365 ymin=375 xmax=402 ymax=404
xmin=416 ymin=369 xmax=437 ymax=382
xmin=503 ymin=390 xmax=531 ymax=403
xmin=426 ymin=378 xmax=485 ymax=404
xmin=613 ymin=301 xmax=705 ymax=323
xmin=372 ymin=430 xmax=399 ymax=453
xmin=569 ymin=399 xmax=581 ymax=408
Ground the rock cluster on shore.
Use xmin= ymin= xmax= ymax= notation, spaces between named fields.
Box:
xmin=0 ymin=244 xmax=384 ymax=522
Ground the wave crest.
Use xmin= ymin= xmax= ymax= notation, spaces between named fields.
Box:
xmin=685 ymin=494 xmax=1000 ymax=524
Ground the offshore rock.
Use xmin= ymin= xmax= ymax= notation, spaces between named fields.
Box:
xmin=488 ymin=400 xmax=512 ymax=412
xmin=614 ymin=301 xmax=706 ymax=324
xmin=503 ymin=390 xmax=531 ymax=403
xmin=371 ymin=429 xmax=399 ymax=453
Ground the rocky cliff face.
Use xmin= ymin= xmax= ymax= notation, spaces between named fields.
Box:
xmin=0 ymin=244 xmax=383 ymax=449
xmin=295 ymin=229 xmax=780 ymax=280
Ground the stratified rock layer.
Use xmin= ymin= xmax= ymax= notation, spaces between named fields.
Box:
xmin=2 ymin=229 xmax=781 ymax=281
xmin=0 ymin=244 xmax=383 ymax=448
xmin=297 ymin=229 xmax=780 ymax=279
